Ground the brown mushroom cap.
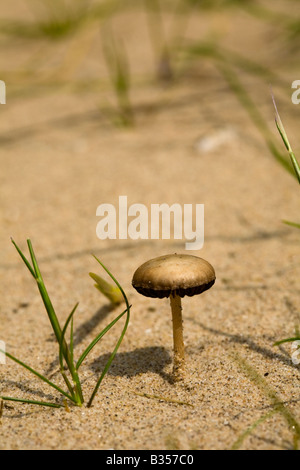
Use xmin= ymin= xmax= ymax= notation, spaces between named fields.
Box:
xmin=132 ymin=253 xmax=216 ymax=299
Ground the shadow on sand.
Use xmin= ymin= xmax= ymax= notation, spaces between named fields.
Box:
xmin=90 ymin=346 xmax=173 ymax=383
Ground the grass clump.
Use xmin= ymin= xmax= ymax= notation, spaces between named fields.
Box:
xmin=0 ymin=239 xmax=131 ymax=409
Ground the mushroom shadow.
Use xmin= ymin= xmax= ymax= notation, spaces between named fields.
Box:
xmin=90 ymin=346 xmax=173 ymax=382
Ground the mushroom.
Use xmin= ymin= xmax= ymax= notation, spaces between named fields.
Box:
xmin=132 ymin=253 xmax=216 ymax=380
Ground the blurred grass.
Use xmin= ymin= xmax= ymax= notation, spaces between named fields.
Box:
xmin=232 ymin=353 xmax=300 ymax=450
xmin=0 ymin=0 xmax=130 ymax=41
xmin=0 ymin=0 xmax=92 ymax=40
xmin=183 ymin=39 xmax=296 ymax=176
xmin=0 ymin=0 xmax=298 ymax=129
xmin=101 ymin=23 xmax=134 ymax=126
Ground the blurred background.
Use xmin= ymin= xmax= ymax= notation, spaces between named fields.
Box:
xmin=0 ymin=0 xmax=300 ymax=268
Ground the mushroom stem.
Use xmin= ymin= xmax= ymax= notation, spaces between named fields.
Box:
xmin=170 ymin=294 xmax=185 ymax=380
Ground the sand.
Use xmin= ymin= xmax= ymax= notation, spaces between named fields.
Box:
xmin=0 ymin=0 xmax=300 ymax=450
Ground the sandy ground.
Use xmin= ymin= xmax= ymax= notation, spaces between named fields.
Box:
xmin=0 ymin=0 xmax=300 ymax=450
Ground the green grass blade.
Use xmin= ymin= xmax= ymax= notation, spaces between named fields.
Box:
xmin=58 ymin=303 xmax=79 ymax=400
xmin=274 ymin=336 xmax=300 ymax=346
xmin=59 ymin=370 xmax=75 ymax=401
xmin=0 ymin=396 xmax=62 ymax=408
xmin=282 ymin=220 xmax=300 ymax=229
xmin=0 ymin=349 xmax=74 ymax=403
xmin=286 ymin=149 xmax=300 ymax=184
xmin=76 ymin=307 xmax=128 ymax=370
xmin=59 ymin=303 xmax=79 ymax=372
xmin=275 ymin=118 xmax=290 ymax=152
xmin=58 ymin=302 xmax=83 ymax=405
xmin=25 ymin=239 xmax=63 ymax=345
xmin=271 ymin=92 xmax=300 ymax=184
xmin=27 ymin=239 xmax=42 ymax=277
xmin=70 ymin=315 xmax=74 ymax=366
xmin=87 ymin=256 xmax=131 ymax=407
xmin=36 ymin=276 xmax=64 ymax=345
xmin=271 ymin=91 xmax=292 ymax=152
xmin=87 ymin=307 xmax=130 ymax=408
xmin=11 ymin=238 xmax=36 ymax=278
xmin=274 ymin=118 xmax=300 ymax=183
xmin=36 ymin=278 xmax=64 ymax=346
xmin=24 ymin=239 xmax=74 ymax=374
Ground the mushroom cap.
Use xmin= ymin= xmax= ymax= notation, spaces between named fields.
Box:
xmin=132 ymin=253 xmax=216 ymax=299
